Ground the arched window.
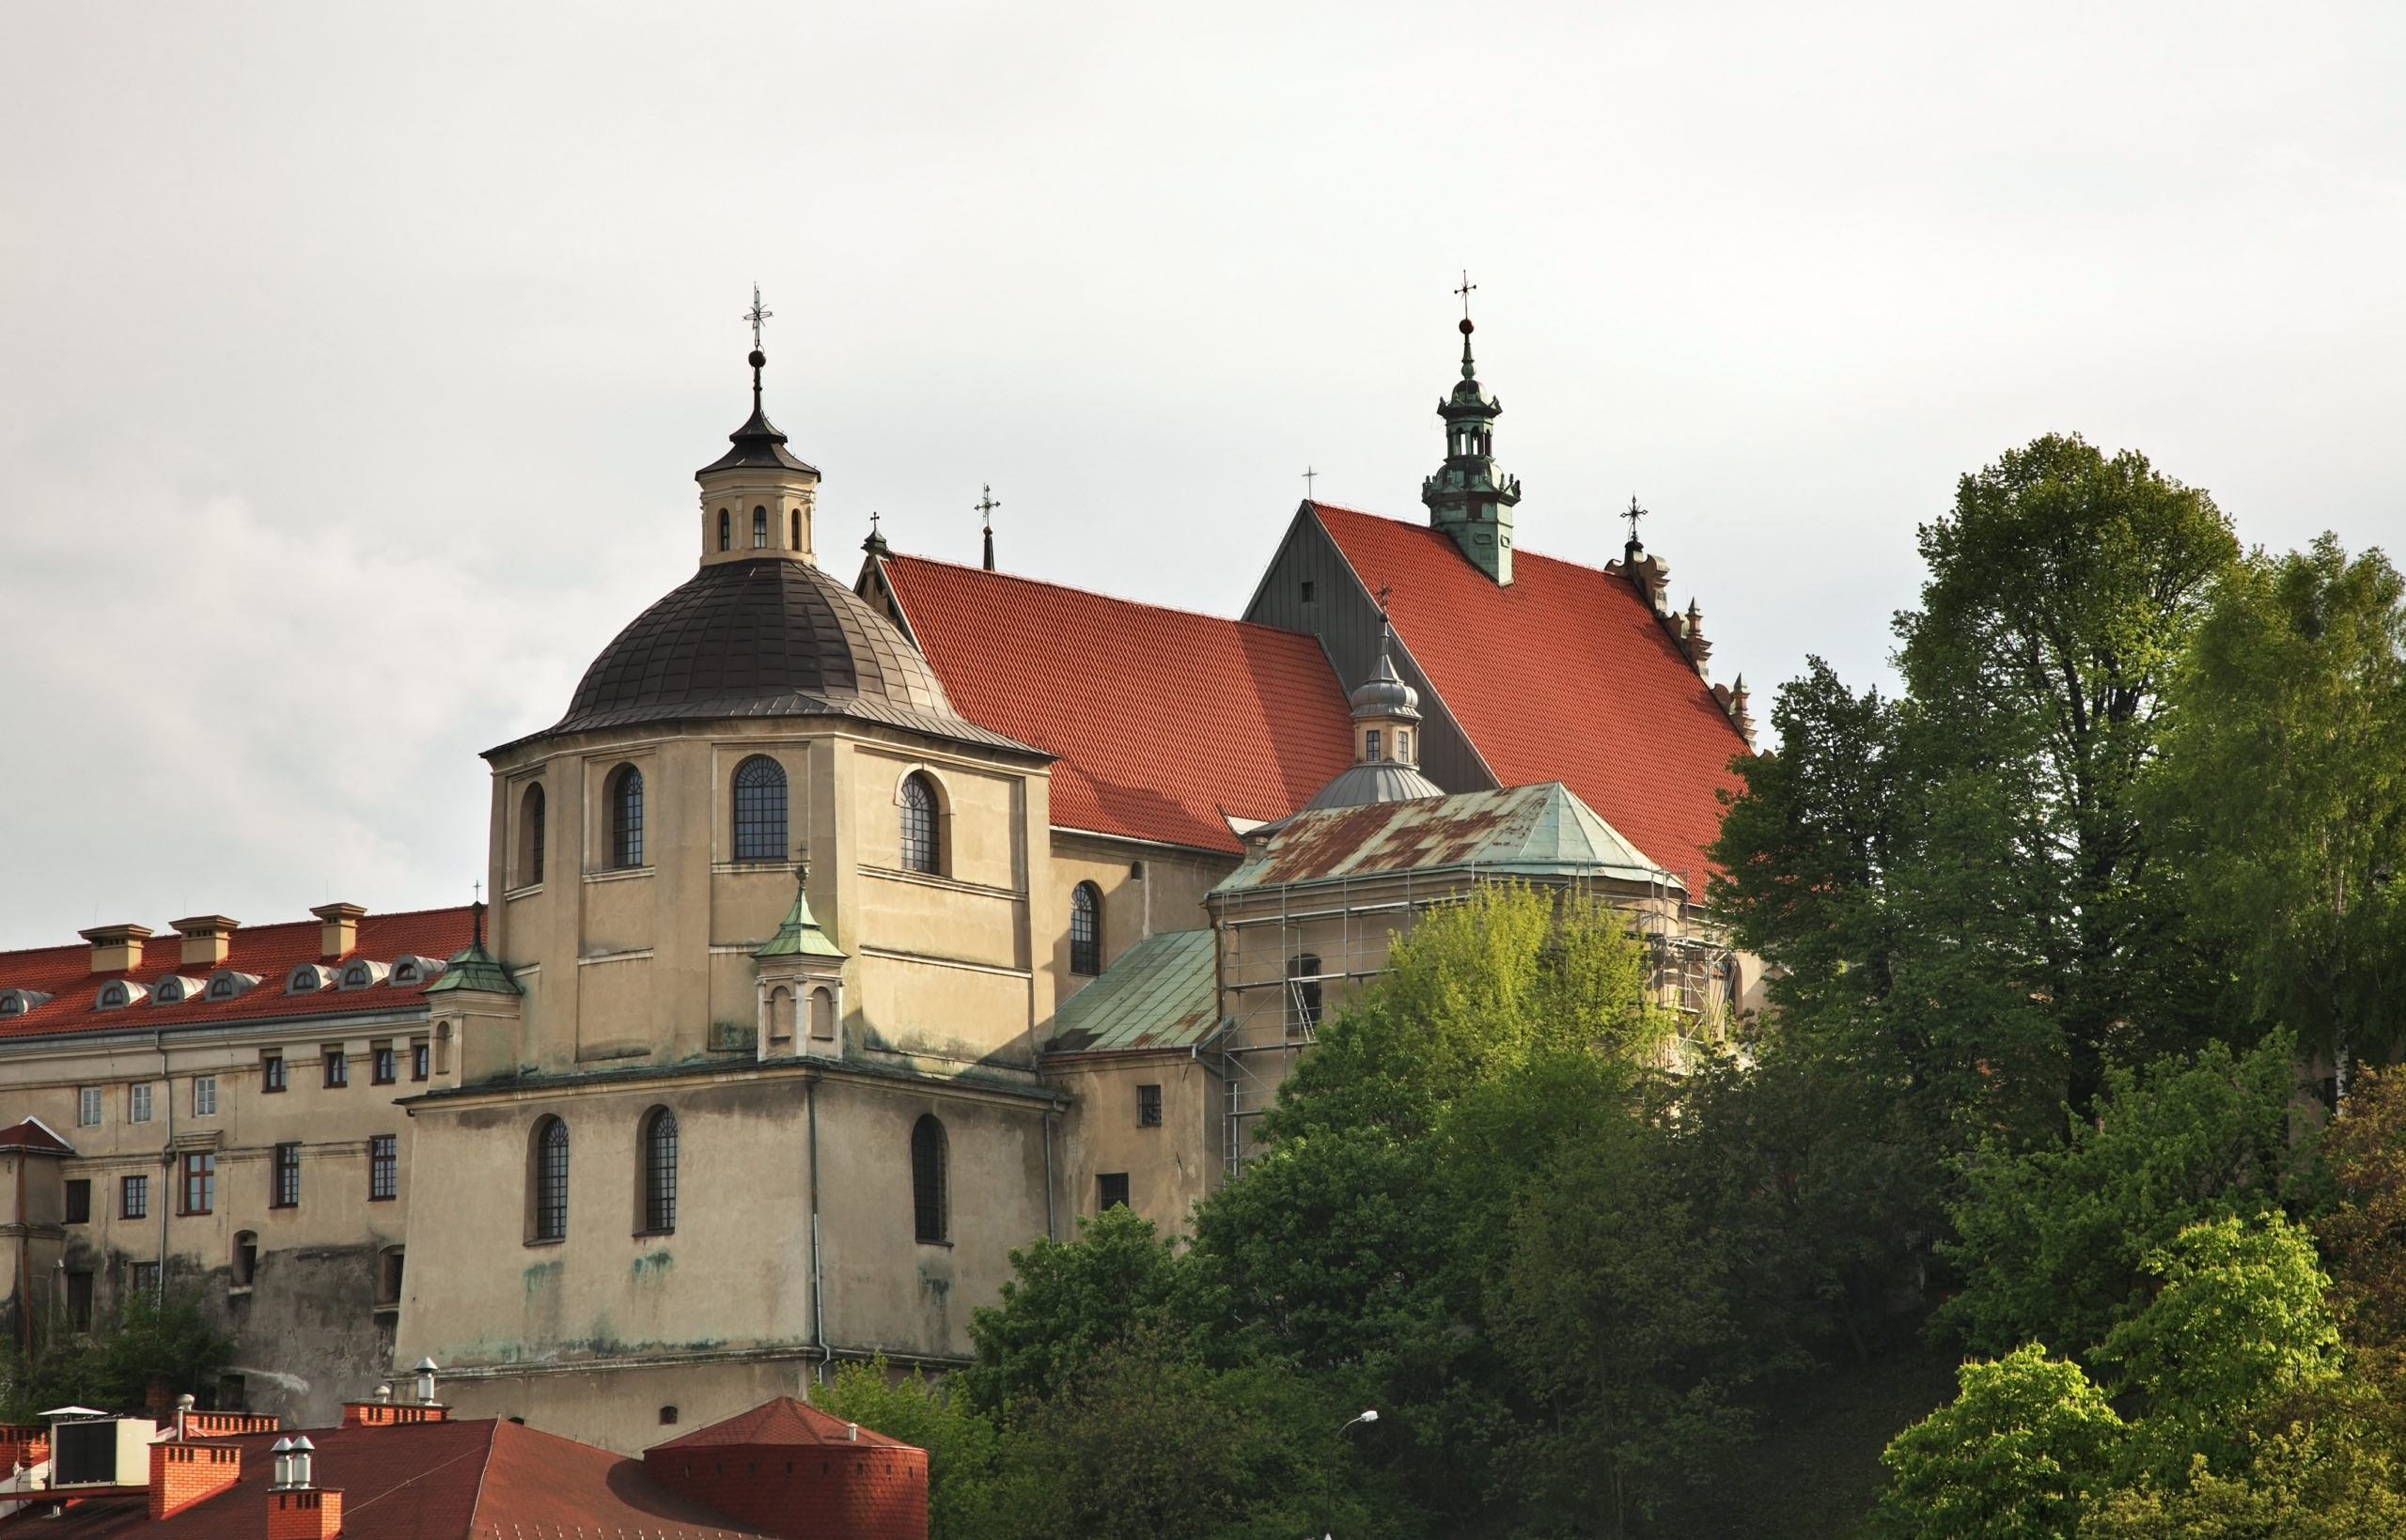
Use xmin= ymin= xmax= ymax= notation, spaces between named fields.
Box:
xmin=752 ymin=506 xmax=769 ymax=548
xmin=718 ymin=508 xmax=731 ymax=552
xmin=790 ymin=509 xmax=802 ymax=551
xmin=641 ymin=1108 xmax=678 ymax=1234
xmin=911 ymin=1114 xmax=947 ymax=1244
xmin=520 ymin=783 xmax=547 ymax=886
xmin=810 ymin=987 xmax=836 ymax=1041
xmin=531 ymin=1117 xmax=570 ymax=1241
xmin=1289 ymin=953 xmax=1323 ymax=1034
xmin=1070 ymin=883 xmax=1102 ymax=976
xmin=731 ymin=755 xmax=788 ymax=862
xmin=610 ymin=766 xmax=645 ymax=869
xmin=898 ymin=773 xmax=940 ymax=875
xmin=768 ymin=987 xmax=794 ymax=1044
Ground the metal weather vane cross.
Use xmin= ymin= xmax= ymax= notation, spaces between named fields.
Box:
xmin=1623 ymin=494 xmax=1648 ymax=547
xmin=1303 ymin=465 xmax=1318 ymax=499
xmin=745 ymin=286 xmax=773 ymax=350
xmin=1454 ymin=271 xmax=1477 ymax=320
xmin=976 ymin=484 xmax=1001 ymax=529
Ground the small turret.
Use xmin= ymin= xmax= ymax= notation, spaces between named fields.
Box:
xmin=1301 ymin=616 xmax=1445 ymax=811
xmin=1420 ymin=299 xmax=1523 ymax=584
xmin=697 ymin=288 xmax=822 ymax=568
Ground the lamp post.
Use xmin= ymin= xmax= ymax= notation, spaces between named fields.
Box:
xmin=1324 ymin=1408 xmax=1377 ymax=1540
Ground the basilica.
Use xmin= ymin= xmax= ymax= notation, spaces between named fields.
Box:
xmin=0 ymin=310 xmax=1756 ymax=1453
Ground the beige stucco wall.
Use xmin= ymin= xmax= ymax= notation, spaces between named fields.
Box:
xmin=1045 ymin=1052 xmax=1220 ymax=1235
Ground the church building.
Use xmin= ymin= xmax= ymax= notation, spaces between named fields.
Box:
xmin=0 ymin=306 xmax=1756 ymax=1453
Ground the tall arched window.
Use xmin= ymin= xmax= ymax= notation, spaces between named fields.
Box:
xmin=519 ymin=782 xmax=547 ymax=886
xmin=1289 ymin=953 xmax=1323 ymax=1035
xmin=610 ymin=766 xmax=645 ymax=869
xmin=641 ymin=1107 xmax=678 ymax=1234
xmin=810 ymin=987 xmax=836 ymax=1041
xmin=1070 ymin=882 xmax=1102 ymax=976
xmin=732 ymin=755 xmax=789 ymax=862
xmin=531 ymin=1117 xmax=570 ymax=1241
xmin=718 ymin=508 xmax=731 ymax=552
xmin=898 ymin=773 xmax=940 ymax=875
xmin=790 ymin=509 xmax=802 ymax=551
xmin=752 ymin=506 xmax=769 ymax=548
xmin=911 ymin=1114 xmax=947 ymax=1244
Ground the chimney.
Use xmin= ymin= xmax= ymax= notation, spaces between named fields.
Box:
xmin=171 ymin=916 xmax=242 ymax=968
xmin=268 ymin=1488 xmax=343 ymax=1540
xmin=149 ymin=1440 xmax=242 ymax=1521
xmin=413 ymin=1358 xmax=438 ymax=1405
xmin=80 ymin=924 xmax=152 ymax=975
xmin=310 ymin=904 xmax=366 ymax=960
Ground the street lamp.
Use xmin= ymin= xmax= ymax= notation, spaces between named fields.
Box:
xmin=1324 ymin=1408 xmax=1378 ymax=1540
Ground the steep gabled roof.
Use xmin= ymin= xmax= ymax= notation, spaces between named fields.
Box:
xmin=648 ymin=1395 xmax=914 ymax=1451
xmin=0 ymin=1117 xmax=73 ymax=1154
xmin=871 ymin=554 xmax=1353 ymax=853
xmin=1305 ymin=505 xmax=1749 ymax=883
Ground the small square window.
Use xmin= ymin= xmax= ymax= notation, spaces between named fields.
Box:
xmin=1137 ymin=1084 xmax=1163 ymax=1127
xmin=192 ymin=1076 xmax=217 ymax=1117
xmin=411 ymin=1041 xmax=430 ymax=1081
xmin=131 ymin=1261 xmax=160 ymax=1297
xmin=1300 ymin=580 xmax=1317 ymax=603
xmin=76 ymin=1087 xmax=102 ymax=1127
xmin=130 ymin=1083 xmax=152 ymax=1123
xmin=261 ymin=1056 xmax=287 ymax=1093
xmin=1098 ymin=1173 xmax=1131 ymax=1211
xmin=121 ymin=1174 xmax=148 ymax=1220
xmin=323 ymin=1050 xmax=348 ymax=1090
xmin=64 ymin=1179 xmax=91 ymax=1224
xmin=371 ymin=1046 xmax=397 ymax=1085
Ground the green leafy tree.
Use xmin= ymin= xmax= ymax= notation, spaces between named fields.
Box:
xmin=959 ymin=1205 xmax=1188 ymax=1414
xmin=1876 ymin=1344 xmax=2126 ymax=1540
xmin=816 ymin=1356 xmax=1005 ymax=1540
xmin=1 ymin=1289 xmax=233 ymax=1422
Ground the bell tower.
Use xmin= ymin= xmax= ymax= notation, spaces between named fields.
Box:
xmin=698 ymin=288 xmax=822 ymax=568
xmin=1419 ymin=277 xmax=1522 ymax=584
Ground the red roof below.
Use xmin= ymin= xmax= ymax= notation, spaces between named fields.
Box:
xmin=1309 ymin=504 xmax=1749 ymax=883
xmin=0 ymin=1118 xmax=72 ymax=1154
xmin=649 ymin=1395 xmax=914 ymax=1451
xmin=876 ymin=555 xmax=1352 ymax=853
xmin=0 ymin=908 xmax=475 ymax=1041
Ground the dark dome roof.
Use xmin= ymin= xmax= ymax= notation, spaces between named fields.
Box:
xmin=522 ymin=558 xmax=1031 ymax=753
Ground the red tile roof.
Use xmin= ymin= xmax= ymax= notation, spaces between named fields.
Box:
xmin=15 ymin=1420 xmax=772 ymax=1540
xmin=1307 ymin=504 xmax=1750 ymax=882
xmin=648 ymin=1396 xmax=913 ymax=1452
xmin=875 ymin=555 xmax=1353 ymax=853
xmin=0 ymin=909 xmax=476 ymax=1042
xmin=0 ymin=1118 xmax=73 ymax=1154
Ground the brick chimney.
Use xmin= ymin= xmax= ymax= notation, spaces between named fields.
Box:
xmin=80 ymin=924 xmax=151 ymax=975
xmin=268 ymin=1487 xmax=342 ymax=1540
xmin=150 ymin=1440 xmax=242 ymax=1520
xmin=310 ymin=904 xmax=366 ymax=960
xmin=171 ymin=916 xmax=242 ymax=968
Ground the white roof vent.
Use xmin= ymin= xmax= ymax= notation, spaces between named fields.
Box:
xmin=338 ymin=958 xmax=389 ymax=990
xmin=205 ymin=971 xmax=261 ymax=1002
xmin=95 ymin=980 xmax=149 ymax=1011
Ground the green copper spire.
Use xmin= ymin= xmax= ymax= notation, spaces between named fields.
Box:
xmin=1420 ymin=302 xmax=1523 ymax=584
xmin=425 ymin=900 xmax=523 ymax=995
xmin=754 ymin=869 xmax=846 ymax=960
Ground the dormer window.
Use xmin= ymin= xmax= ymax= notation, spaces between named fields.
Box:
xmin=339 ymin=960 xmax=389 ymax=990
xmin=151 ymin=976 xmax=207 ymax=1004
xmin=96 ymin=980 xmax=147 ymax=1010
xmin=0 ymin=989 xmax=53 ymax=1018
xmin=206 ymin=971 xmax=259 ymax=1002
xmin=288 ymin=964 xmax=333 ymax=994
xmin=393 ymin=961 xmax=416 ymax=984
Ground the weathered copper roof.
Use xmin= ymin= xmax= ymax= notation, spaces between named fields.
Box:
xmin=1214 ymin=782 xmax=1680 ymax=894
xmin=1043 ymin=928 xmax=1220 ymax=1054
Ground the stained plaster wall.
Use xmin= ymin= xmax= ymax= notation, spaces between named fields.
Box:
xmin=1044 ymin=1052 xmax=1220 ymax=1234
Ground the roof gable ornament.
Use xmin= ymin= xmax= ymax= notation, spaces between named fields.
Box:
xmin=1419 ymin=273 xmax=1523 ymax=584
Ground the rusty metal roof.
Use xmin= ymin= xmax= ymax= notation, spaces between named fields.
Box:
xmin=1042 ymin=928 xmax=1221 ymax=1055
xmin=1212 ymin=781 xmax=1680 ymax=894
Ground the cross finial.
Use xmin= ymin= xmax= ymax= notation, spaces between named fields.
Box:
xmin=1454 ymin=271 xmax=1476 ymax=320
xmin=745 ymin=286 xmax=773 ymax=351
xmin=1303 ymin=465 xmax=1318 ymax=501
xmin=1376 ymin=581 xmax=1392 ymax=617
xmin=1623 ymin=494 xmax=1648 ymax=549
xmin=976 ymin=484 xmax=1000 ymax=527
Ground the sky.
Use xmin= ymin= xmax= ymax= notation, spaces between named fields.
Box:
xmin=2 ymin=2 xmax=2401 ymax=948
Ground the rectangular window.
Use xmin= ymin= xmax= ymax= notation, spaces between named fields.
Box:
xmin=369 ymin=1135 xmax=398 ymax=1202
xmin=63 ymin=1179 xmax=91 ymax=1224
xmin=1364 ymin=728 xmax=1382 ymax=761
xmin=371 ymin=1045 xmax=397 ymax=1085
xmin=121 ymin=1174 xmax=148 ymax=1220
xmin=65 ymin=1271 xmax=92 ymax=1331
xmin=192 ymin=1076 xmax=217 ymax=1116
xmin=129 ymin=1083 xmax=152 ymax=1123
xmin=411 ymin=1041 xmax=430 ymax=1081
xmin=1098 ymin=1173 xmax=1131 ymax=1211
xmin=322 ymin=1050 xmax=348 ymax=1089
xmin=271 ymin=1143 xmax=300 ymax=1208
xmin=261 ymin=1055 xmax=287 ymax=1093
xmin=1300 ymin=580 xmax=1317 ymax=603
xmin=76 ymin=1087 xmax=102 ymax=1126
xmin=181 ymin=1152 xmax=215 ymax=1215
xmin=1137 ymin=1083 xmax=1163 ymax=1127
xmin=130 ymin=1261 xmax=159 ymax=1297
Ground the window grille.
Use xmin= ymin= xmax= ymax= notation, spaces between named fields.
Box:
xmin=64 ymin=1180 xmax=90 ymax=1224
xmin=1070 ymin=883 xmax=1101 ymax=975
xmin=370 ymin=1135 xmax=398 ymax=1201
xmin=323 ymin=1051 xmax=348 ymax=1089
xmin=718 ymin=508 xmax=730 ymax=551
xmin=121 ymin=1174 xmax=148 ymax=1220
xmin=181 ymin=1152 xmax=215 ymax=1215
xmin=642 ymin=1109 xmax=678 ymax=1233
xmin=533 ymin=1118 xmax=569 ymax=1240
xmin=272 ymin=1143 xmax=300 ymax=1208
xmin=1099 ymin=1173 xmax=1131 ymax=1210
xmin=731 ymin=756 xmax=789 ymax=861
xmin=192 ymin=1077 xmax=217 ymax=1116
xmin=372 ymin=1047 xmax=397 ymax=1084
xmin=77 ymin=1087 xmax=101 ymax=1126
xmin=1137 ymin=1083 xmax=1163 ymax=1127
xmin=130 ymin=1083 xmax=151 ymax=1123
xmin=525 ymin=783 xmax=547 ymax=884
xmin=911 ymin=1115 xmax=947 ymax=1244
xmin=613 ymin=767 xmax=646 ymax=868
xmin=262 ymin=1056 xmax=287 ymax=1093
xmin=898 ymin=774 xmax=939 ymax=874
xmin=1364 ymin=728 xmax=1382 ymax=762
xmin=412 ymin=1042 xmax=430 ymax=1081
xmin=752 ymin=506 xmax=769 ymax=547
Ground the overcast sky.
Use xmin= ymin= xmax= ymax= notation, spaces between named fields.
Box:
xmin=2 ymin=3 xmax=2401 ymax=948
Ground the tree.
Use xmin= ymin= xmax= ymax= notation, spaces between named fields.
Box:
xmin=817 ymin=1356 xmax=1005 ymax=1540
xmin=1876 ymin=1344 xmax=2126 ymax=1540
xmin=2155 ymin=537 xmax=2406 ymax=1102
xmin=959 ymin=1205 xmax=1189 ymax=1414
xmin=0 ymin=1289 xmax=232 ymax=1422
xmin=2312 ymin=1063 xmax=2406 ymax=1369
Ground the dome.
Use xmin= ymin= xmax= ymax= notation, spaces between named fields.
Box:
xmin=529 ymin=557 xmax=1022 ymax=750
xmin=1301 ymin=760 xmax=1445 ymax=812
xmin=1350 ymin=649 xmax=1421 ymax=720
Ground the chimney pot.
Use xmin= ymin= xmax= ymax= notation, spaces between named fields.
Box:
xmin=78 ymin=924 xmax=152 ymax=976
xmin=309 ymin=904 xmax=367 ymax=960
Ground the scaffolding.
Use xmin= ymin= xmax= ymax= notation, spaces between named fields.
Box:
xmin=1215 ymin=864 xmax=1731 ymax=1176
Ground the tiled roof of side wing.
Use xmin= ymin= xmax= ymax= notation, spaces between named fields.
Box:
xmin=1043 ymin=928 xmax=1220 ymax=1054
xmin=0 ymin=907 xmax=476 ymax=1041
xmin=1307 ymin=504 xmax=1750 ymax=883
xmin=877 ymin=554 xmax=1354 ymax=853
